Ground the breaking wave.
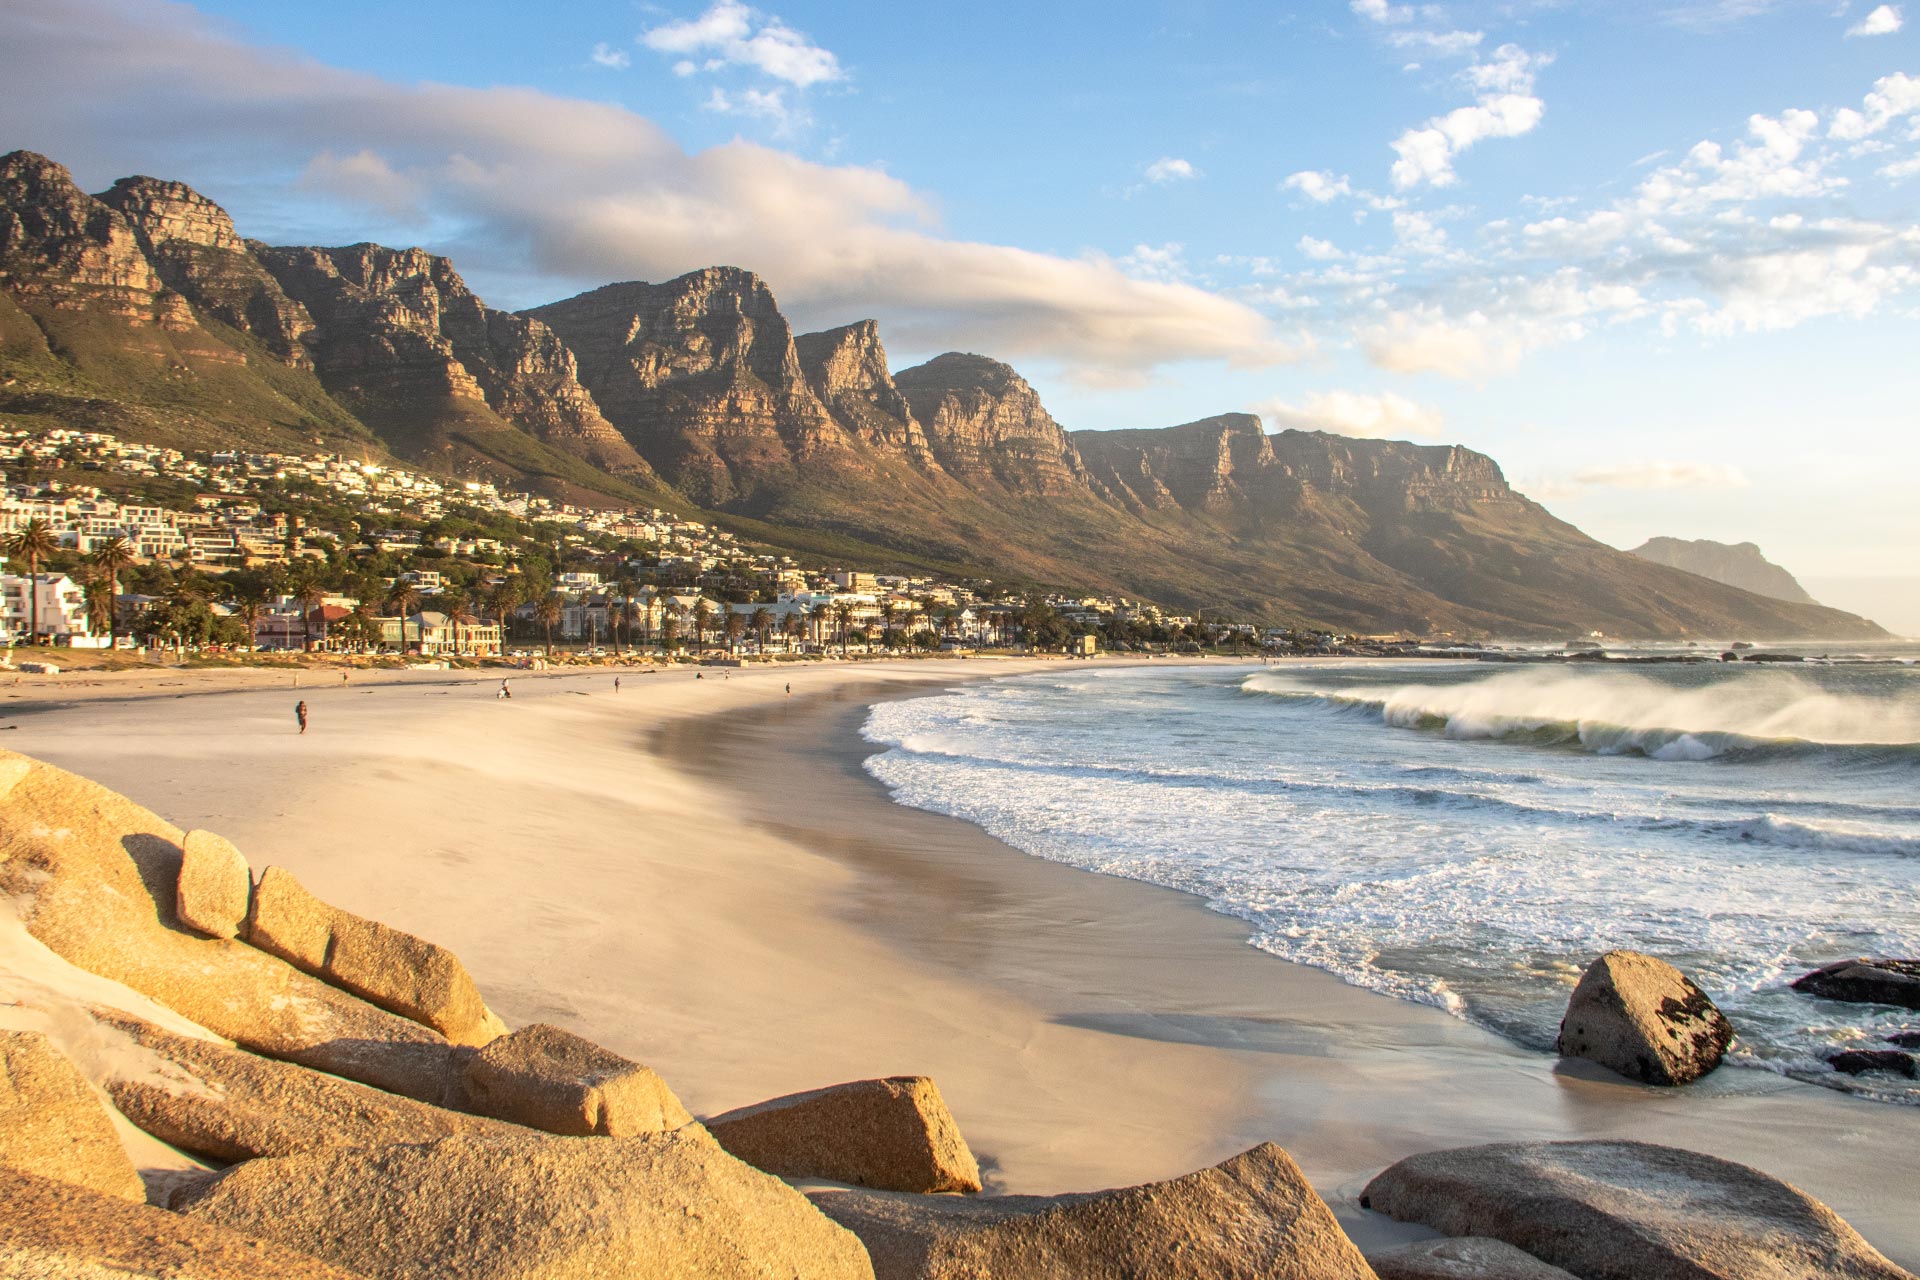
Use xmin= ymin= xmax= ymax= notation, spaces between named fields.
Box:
xmin=1244 ymin=667 xmax=1920 ymax=763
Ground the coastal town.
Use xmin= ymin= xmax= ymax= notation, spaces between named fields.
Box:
xmin=0 ymin=425 xmax=1349 ymax=663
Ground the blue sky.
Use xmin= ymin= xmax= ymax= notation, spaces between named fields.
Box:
xmin=2 ymin=0 xmax=1916 ymax=629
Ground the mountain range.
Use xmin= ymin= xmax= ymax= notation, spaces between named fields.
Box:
xmin=0 ymin=149 xmax=1882 ymax=639
xmin=1629 ymin=538 xmax=1818 ymax=606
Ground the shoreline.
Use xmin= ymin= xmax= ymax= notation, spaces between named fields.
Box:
xmin=5 ymin=657 xmax=1917 ymax=1265
xmin=665 ymin=670 xmax=1920 ymax=1262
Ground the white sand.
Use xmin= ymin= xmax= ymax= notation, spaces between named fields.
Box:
xmin=7 ymin=657 xmax=1918 ymax=1264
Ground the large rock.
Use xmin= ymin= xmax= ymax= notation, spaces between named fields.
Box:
xmin=1368 ymin=1237 xmax=1580 ymax=1280
xmin=810 ymin=1141 xmax=1374 ymax=1280
xmin=459 ymin=1022 xmax=692 ymax=1136
xmin=1555 ymin=950 xmax=1733 ymax=1085
xmin=0 ymin=1167 xmax=368 ymax=1279
xmin=175 ymin=829 xmax=251 ymax=938
xmin=1793 ymin=959 xmax=1920 ymax=1011
xmin=0 ymin=750 xmax=465 ymax=1104
xmin=96 ymin=1013 xmax=521 ymax=1164
xmin=708 ymin=1075 xmax=982 ymax=1194
xmin=172 ymin=1130 xmax=876 ymax=1280
xmin=247 ymin=864 xmax=503 ymax=1047
xmin=0 ymin=1030 xmax=146 ymax=1202
xmin=1359 ymin=1140 xmax=1913 ymax=1280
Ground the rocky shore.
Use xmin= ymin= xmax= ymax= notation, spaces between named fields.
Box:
xmin=3 ymin=743 xmax=1915 ymax=1279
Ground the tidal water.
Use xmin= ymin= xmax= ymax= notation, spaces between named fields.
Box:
xmin=862 ymin=654 xmax=1920 ymax=1101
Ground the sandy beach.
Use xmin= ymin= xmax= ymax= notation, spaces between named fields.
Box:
xmin=8 ymin=656 xmax=1919 ymax=1265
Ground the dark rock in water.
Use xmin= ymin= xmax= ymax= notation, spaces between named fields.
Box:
xmin=1556 ymin=950 xmax=1733 ymax=1085
xmin=1360 ymin=1140 xmax=1913 ymax=1280
xmin=1885 ymin=1031 xmax=1920 ymax=1049
xmin=1828 ymin=1050 xmax=1919 ymax=1079
xmin=1792 ymin=959 xmax=1920 ymax=1011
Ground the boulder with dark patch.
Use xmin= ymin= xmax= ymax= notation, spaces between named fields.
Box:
xmin=810 ymin=1141 xmax=1374 ymax=1280
xmin=1360 ymin=1140 xmax=1913 ymax=1280
xmin=1556 ymin=950 xmax=1733 ymax=1085
xmin=707 ymin=1075 xmax=982 ymax=1194
xmin=1828 ymin=1049 xmax=1918 ymax=1079
xmin=1793 ymin=959 xmax=1920 ymax=1011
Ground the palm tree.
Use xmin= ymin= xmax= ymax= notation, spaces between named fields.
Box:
xmin=4 ymin=518 xmax=59 ymax=643
xmin=782 ymin=611 xmax=806 ymax=654
xmin=387 ymin=582 xmax=421 ymax=655
xmin=724 ymin=610 xmax=747 ymax=655
xmin=879 ymin=601 xmax=897 ymax=652
xmin=750 ymin=606 xmax=772 ymax=654
xmin=79 ymin=567 xmax=114 ymax=638
xmin=691 ymin=599 xmax=712 ymax=657
xmin=85 ymin=535 xmax=135 ymax=648
xmin=832 ymin=602 xmax=855 ymax=657
xmin=234 ymin=593 xmax=265 ymax=652
xmin=351 ymin=598 xmax=380 ymax=655
xmin=533 ymin=592 xmax=563 ymax=656
xmin=486 ymin=580 xmax=521 ymax=651
xmin=293 ymin=579 xmax=327 ymax=652
xmin=440 ymin=589 xmax=477 ymax=656
xmin=616 ymin=576 xmax=641 ymax=655
xmin=660 ymin=613 xmax=681 ymax=654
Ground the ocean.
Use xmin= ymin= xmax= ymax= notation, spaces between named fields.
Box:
xmin=862 ymin=653 xmax=1920 ymax=1102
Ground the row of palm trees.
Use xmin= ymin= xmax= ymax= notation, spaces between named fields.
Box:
xmin=2 ymin=518 xmax=137 ymax=646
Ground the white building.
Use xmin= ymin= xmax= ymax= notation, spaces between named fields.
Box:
xmin=0 ymin=573 xmax=95 ymax=643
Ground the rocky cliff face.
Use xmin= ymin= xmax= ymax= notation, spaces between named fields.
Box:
xmin=793 ymin=320 xmax=935 ymax=466
xmin=894 ymin=353 xmax=1089 ymax=496
xmin=98 ymin=176 xmax=314 ymax=366
xmin=1076 ymin=414 xmax=1279 ymax=513
xmin=0 ymin=152 xmax=173 ymax=325
xmin=525 ymin=268 xmax=853 ymax=505
xmin=256 ymin=243 xmax=649 ymax=476
xmin=1629 ymin=538 xmax=1818 ymax=606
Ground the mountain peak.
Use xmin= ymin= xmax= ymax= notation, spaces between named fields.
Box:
xmin=1629 ymin=536 xmax=1817 ymax=606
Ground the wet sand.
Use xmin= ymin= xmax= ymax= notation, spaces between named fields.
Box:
xmin=6 ymin=657 xmax=1917 ymax=1263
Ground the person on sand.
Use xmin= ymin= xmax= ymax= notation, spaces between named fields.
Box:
xmin=294 ymin=700 xmax=308 ymax=735
xmin=341 ymin=671 xmax=349 ymax=686
xmin=498 ymin=679 xmax=512 ymax=700
xmin=695 ymin=671 xmax=703 ymax=680
xmin=614 ymin=676 xmax=621 ymax=693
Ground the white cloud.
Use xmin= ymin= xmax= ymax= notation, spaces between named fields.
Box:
xmin=641 ymin=1 xmax=842 ymax=88
xmin=590 ymin=42 xmax=631 ymax=70
xmin=1389 ymin=45 xmax=1549 ymax=189
xmin=1847 ymin=4 xmax=1903 ymax=36
xmin=1117 ymin=242 xmax=1189 ymax=282
xmin=1282 ymin=170 xmax=1353 ymax=202
xmin=1351 ymin=0 xmax=1415 ymax=23
xmin=1144 ymin=157 xmax=1198 ymax=184
xmin=1567 ymin=461 xmax=1752 ymax=490
xmin=1388 ymin=28 xmax=1484 ymax=56
xmin=1256 ymin=389 xmax=1447 ymax=440
xmin=1829 ymin=72 xmax=1920 ymax=141
xmin=0 ymin=0 xmax=1299 ymax=383
xmin=1298 ymin=235 xmax=1346 ymax=261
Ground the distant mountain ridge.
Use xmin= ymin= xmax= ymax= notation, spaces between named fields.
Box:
xmin=0 ymin=148 xmax=1885 ymax=640
xmin=1629 ymin=538 xmax=1818 ymax=606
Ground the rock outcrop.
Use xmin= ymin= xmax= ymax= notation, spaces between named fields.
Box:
xmin=811 ymin=1141 xmax=1374 ymax=1280
xmin=96 ymin=1013 xmax=521 ymax=1164
xmin=1556 ymin=951 xmax=1733 ymax=1085
xmin=1359 ymin=1140 xmax=1914 ymax=1280
xmin=246 ymin=864 xmax=503 ymax=1047
xmin=895 ymin=353 xmax=1089 ymax=496
xmin=457 ymin=1022 xmax=692 ymax=1137
xmin=525 ymin=268 xmax=855 ymax=505
xmin=255 ymin=242 xmax=653 ymax=477
xmin=707 ymin=1075 xmax=982 ymax=1194
xmin=1367 ymin=1237 xmax=1581 ymax=1280
xmin=0 ymin=751 xmax=465 ymax=1104
xmin=1793 ymin=959 xmax=1920 ymax=1011
xmin=174 ymin=828 xmax=251 ymax=939
xmin=0 ymin=151 xmax=169 ymax=323
xmin=1828 ymin=1049 xmax=1918 ymax=1079
xmin=795 ymin=320 xmax=936 ymax=465
xmin=1630 ymin=537 xmax=1819 ymax=606
xmin=0 ymin=1168 xmax=370 ymax=1279
xmin=0 ymin=1030 xmax=147 ymax=1202
xmin=172 ymin=1130 xmax=877 ymax=1280
xmin=98 ymin=175 xmax=316 ymax=366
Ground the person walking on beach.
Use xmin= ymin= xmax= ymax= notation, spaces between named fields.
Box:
xmin=614 ymin=676 xmax=621 ymax=693
xmin=341 ymin=671 xmax=349 ymax=687
xmin=294 ymin=700 xmax=308 ymax=735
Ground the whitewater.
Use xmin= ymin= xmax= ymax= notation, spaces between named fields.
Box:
xmin=862 ymin=658 xmax=1920 ymax=1102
